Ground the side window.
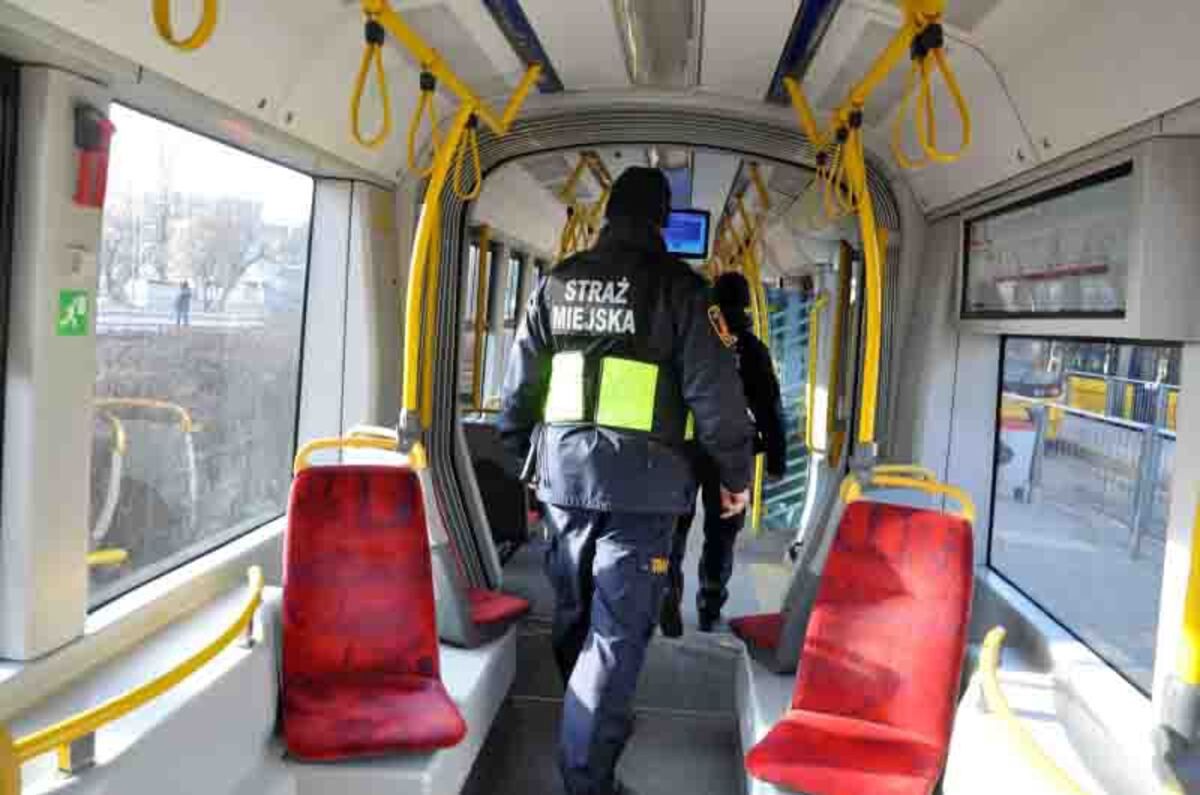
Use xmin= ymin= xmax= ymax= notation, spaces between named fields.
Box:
xmin=991 ymin=336 xmax=1181 ymax=691
xmin=463 ymin=240 xmax=480 ymax=328
xmin=90 ymin=105 xmax=313 ymax=605
xmin=503 ymin=252 xmax=524 ymax=327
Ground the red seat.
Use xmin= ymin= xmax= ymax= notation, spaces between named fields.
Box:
xmin=730 ymin=612 xmax=783 ymax=651
xmin=746 ymin=501 xmax=973 ymax=795
xmin=467 ymin=587 xmax=530 ymax=626
xmin=282 ymin=465 xmax=467 ymax=761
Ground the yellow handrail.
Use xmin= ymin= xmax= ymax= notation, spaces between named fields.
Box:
xmin=152 ymin=0 xmax=217 ymax=52
xmin=6 ymin=568 xmax=262 ymax=775
xmin=453 ymin=117 xmax=483 ymax=201
xmin=840 ymin=470 xmax=975 ymax=523
xmin=95 ymin=398 xmax=194 ymax=434
xmin=398 ymin=76 xmax=538 ymax=461
xmin=978 ymin=627 xmax=1092 ymax=795
xmin=87 ymin=549 xmax=129 ymax=568
xmin=352 ymin=0 xmax=541 ymax=148
xmin=871 ymin=463 xmax=937 ymax=480
xmin=1178 ymin=497 xmax=1200 ymax=685
xmin=294 ymin=435 xmax=401 ymax=474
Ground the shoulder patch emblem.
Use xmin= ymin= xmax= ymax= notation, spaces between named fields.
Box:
xmin=708 ymin=305 xmax=736 ymax=349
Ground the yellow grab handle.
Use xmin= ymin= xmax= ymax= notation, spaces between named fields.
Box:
xmin=152 ymin=0 xmax=217 ymax=51
xmin=891 ymin=59 xmax=930 ymax=170
xmin=914 ymin=48 xmax=972 ymax=164
xmin=293 ymin=436 xmax=401 ymax=474
xmin=979 ymin=628 xmax=1093 ymax=795
xmin=453 ymin=118 xmax=483 ymax=201
xmin=406 ymin=77 xmax=441 ymax=176
xmin=1179 ymin=497 xmax=1200 ymax=685
xmin=351 ymin=40 xmax=394 ymax=150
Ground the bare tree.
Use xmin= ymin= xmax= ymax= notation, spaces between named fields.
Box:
xmin=99 ymin=190 xmax=138 ymax=304
xmin=187 ymin=198 xmax=266 ymax=311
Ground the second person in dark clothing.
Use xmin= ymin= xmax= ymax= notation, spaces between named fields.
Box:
xmin=660 ymin=271 xmax=787 ymax=635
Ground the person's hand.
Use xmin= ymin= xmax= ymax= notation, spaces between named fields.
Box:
xmin=719 ymin=486 xmax=750 ymax=518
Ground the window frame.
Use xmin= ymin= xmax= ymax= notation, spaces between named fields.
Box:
xmin=87 ymin=103 xmax=318 ymax=610
xmin=985 ymin=333 xmax=1181 ymax=694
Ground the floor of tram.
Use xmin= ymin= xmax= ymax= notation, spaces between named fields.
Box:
xmin=463 ymin=514 xmax=795 ymax=794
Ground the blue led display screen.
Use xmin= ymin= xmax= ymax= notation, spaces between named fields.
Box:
xmin=663 ymin=209 xmax=710 ymax=259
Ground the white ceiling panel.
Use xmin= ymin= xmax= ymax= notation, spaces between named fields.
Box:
xmin=701 ymin=0 xmax=800 ymax=99
xmin=519 ymin=0 xmax=631 ymax=90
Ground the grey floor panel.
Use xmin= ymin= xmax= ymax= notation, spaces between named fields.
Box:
xmin=462 ymin=699 xmax=742 ymax=795
xmin=513 ymin=627 xmax=739 ymax=714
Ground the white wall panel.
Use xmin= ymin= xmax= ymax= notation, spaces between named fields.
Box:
xmin=878 ymin=39 xmax=1036 ymax=212
xmin=1001 ymin=0 xmax=1200 ymax=161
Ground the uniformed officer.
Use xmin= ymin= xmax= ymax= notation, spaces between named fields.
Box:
xmin=498 ymin=167 xmax=753 ymax=795
xmin=660 ymin=271 xmax=787 ymax=637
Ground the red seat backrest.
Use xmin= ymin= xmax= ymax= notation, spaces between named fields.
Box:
xmin=792 ymin=500 xmax=973 ymax=744
xmin=283 ymin=465 xmax=441 ymax=682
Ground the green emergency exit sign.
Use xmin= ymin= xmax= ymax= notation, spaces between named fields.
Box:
xmin=56 ymin=289 xmax=90 ymax=337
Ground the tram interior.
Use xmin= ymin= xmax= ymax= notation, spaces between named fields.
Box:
xmin=2 ymin=1 xmax=1200 ymax=794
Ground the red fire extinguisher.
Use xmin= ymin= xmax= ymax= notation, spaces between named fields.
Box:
xmin=73 ymin=104 xmax=115 ymax=208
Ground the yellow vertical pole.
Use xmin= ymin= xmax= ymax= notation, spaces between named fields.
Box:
xmin=0 ymin=726 xmax=16 ymax=795
xmin=841 ymin=128 xmax=883 ymax=449
xmin=471 ymin=225 xmax=492 ymax=410
xmin=403 ymin=106 xmax=477 ymax=432
xmin=1179 ymin=496 xmax=1200 ymax=685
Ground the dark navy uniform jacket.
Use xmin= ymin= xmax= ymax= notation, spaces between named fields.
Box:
xmin=731 ymin=324 xmax=788 ymax=479
xmin=498 ymin=218 xmax=753 ymax=515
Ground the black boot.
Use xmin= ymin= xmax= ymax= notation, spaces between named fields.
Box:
xmin=659 ymin=585 xmax=683 ymax=638
xmin=697 ymin=611 xmax=719 ymax=633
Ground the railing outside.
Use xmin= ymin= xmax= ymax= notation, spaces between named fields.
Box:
xmin=1004 ymin=380 xmax=1175 ymax=557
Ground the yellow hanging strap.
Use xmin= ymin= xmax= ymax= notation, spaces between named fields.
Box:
xmin=891 ymin=16 xmax=972 ymax=169
xmin=152 ymin=0 xmax=217 ymax=52
xmin=407 ymin=70 xmax=441 ymax=176
xmin=453 ymin=115 xmax=483 ymax=200
xmin=351 ymin=18 xmax=394 ymax=150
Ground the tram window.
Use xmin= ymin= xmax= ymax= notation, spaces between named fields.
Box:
xmin=991 ymin=336 xmax=1181 ymax=691
xmin=502 ymin=252 xmax=524 ymax=326
xmin=89 ymin=105 xmax=313 ymax=606
xmin=463 ymin=240 xmax=481 ymax=327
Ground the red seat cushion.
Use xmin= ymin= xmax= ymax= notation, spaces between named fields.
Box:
xmin=730 ymin=612 xmax=783 ymax=651
xmin=746 ymin=710 xmax=944 ymax=795
xmin=282 ymin=465 xmax=466 ymax=760
xmin=468 ymin=587 xmax=530 ymax=626
xmin=284 ymin=674 xmax=467 ymax=760
xmin=746 ymin=500 xmax=973 ymax=795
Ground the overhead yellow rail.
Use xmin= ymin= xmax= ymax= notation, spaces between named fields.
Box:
xmin=356 ymin=2 xmax=538 ymax=464
xmin=978 ymin=627 xmax=1093 ymax=795
xmin=784 ymin=0 xmax=971 ymax=456
xmin=152 ymin=0 xmax=218 ymax=52
xmin=0 ymin=568 xmax=263 ymax=793
xmin=556 ymin=152 xmax=612 ymax=262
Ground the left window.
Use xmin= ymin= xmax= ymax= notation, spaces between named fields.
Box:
xmin=89 ymin=105 xmax=313 ymax=605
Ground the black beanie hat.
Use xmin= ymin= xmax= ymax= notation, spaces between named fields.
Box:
xmin=713 ymin=271 xmax=752 ymax=311
xmin=605 ymin=167 xmax=672 ymax=227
